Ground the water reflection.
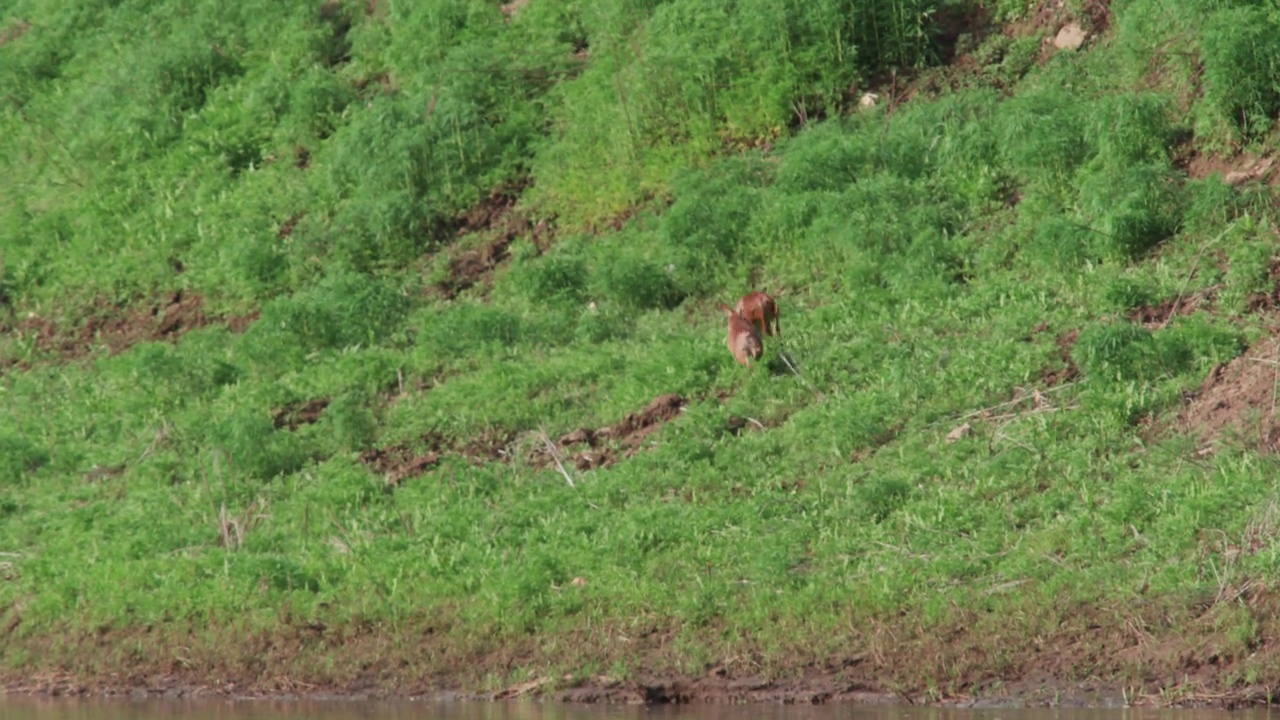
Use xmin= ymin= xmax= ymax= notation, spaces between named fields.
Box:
xmin=0 ymin=699 xmax=1273 ymax=720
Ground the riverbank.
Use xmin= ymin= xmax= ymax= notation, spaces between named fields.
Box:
xmin=5 ymin=1 xmax=1280 ymax=710
xmin=5 ymin=588 xmax=1280 ymax=709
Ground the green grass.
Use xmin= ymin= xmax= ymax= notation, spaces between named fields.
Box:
xmin=4 ymin=0 xmax=1280 ymax=695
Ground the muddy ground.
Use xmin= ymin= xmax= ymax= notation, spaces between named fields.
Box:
xmin=6 ymin=587 xmax=1280 ymax=708
xmin=1 ymin=290 xmax=258 ymax=369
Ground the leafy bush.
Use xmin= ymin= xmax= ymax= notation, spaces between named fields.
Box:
xmin=1153 ymin=316 xmax=1244 ymax=376
xmin=508 ymin=254 xmax=589 ymax=305
xmin=531 ymin=0 xmax=951 ymax=228
xmin=1221 ymin=227 xmax=1278 ymax=313
xmin=257 ymin=271 xmax=408 ymax=349
xmin=998 ymin=89 xmax=1089 ymax=192
xmin=1072 ymin=322 xmax=1159 ymax=382
xmin=209 ymin=406 xmax=308 ymax=481
xmin=1200 ymin=6 xmax=1280 ymax=140
xmin=593 ymin=253 xmax=683 ymax=310
xmin=1087 ymin=92 xmax=1174 ymax=167
xmin=0 ymin=432 xmax=49 ymax=485
xmin=660 ymin=165 xmax=761 ymax=295
xmin=1076 ymin=163 xmax=1183 ymax=259
xmin=324 ymin=391 xmax=379 ymax=453
xmin=1102 ymin=275 xmax=1157 ymax=313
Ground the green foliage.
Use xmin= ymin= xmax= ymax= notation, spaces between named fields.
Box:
xmin=593 ymin=253 xmax=683 ymax=310
xmin=1072 ymin=321 xmax=1159 ymax=382
xmin=509 ymin=253 xmax=589 ymax=305
xmin=1221 ymin=224 xmax=1279 ymax=312
xmin=529 ymin=0 xmax=951 ymax=227
xmin=0 ymin=432 xmax=49 ymax=485
xmin=257 ymin=271 xmax=408 ymax=350
xmin=1200 ymin=5 xmax=1280 ymax=141
xmin=6 ymin=0 xmax=1280 ymax=692
xmin=1154 ymin=316 xmax=1245 ymax=376
xmin=1077 ymin=162 xmax=1183 ymax=259
xmin=210 ymin=406 xmax=309 ymax=481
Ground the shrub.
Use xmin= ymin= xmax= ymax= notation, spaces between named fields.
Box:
xmin=209 ymin=406 xmax=308 ymax=481
xmin=257 ymin=271 xmax=408 ymax=350
xmin=1021 ymin=215 xmax=1096 ymax=269
xmin=508 ymin=254 xmax=589 ymax=305
xmin=1221 ymin=227 xmax=1278 ymax=313
xmin=428 ymin=303 xmax=523 ymax=355
xmin=1200 ymin=6 xmax=1280 ymax=140
xmin=0 ymin=432 xmax=49 ymax=485
xmin=575 ymin=303 xmax=633 ymax=344
xmin=1153 ymin=316 xmax=1245 ymax=376
xmin=325 ymin=391 xmax=379 ymax=453
xmin=660 ymin=164 xmax=761 ymax=295
xmin=593 ymin=253 xmax=683 ymax=311
xmin=997 ymin=89 xmax=1089 ymax=191
xmin=1102 ymin=275 xmax=1157 ymax=313
xmin=1086 ymin=92 xmax=1175 ymax=167
xmin=1072 ymin=322 xmax=1159 ymax=382
xmin=1076 ymin=162 xmax=1183 ymax=259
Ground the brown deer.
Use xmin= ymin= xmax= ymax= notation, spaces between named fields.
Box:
xmin=719 ymin=303 xmax=764 ymax=367
xmin=735 ymin=291 xmax=779 ymax=338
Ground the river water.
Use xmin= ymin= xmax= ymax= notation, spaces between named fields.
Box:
xmin=0 ymin=701 xmax=1273 ymax=720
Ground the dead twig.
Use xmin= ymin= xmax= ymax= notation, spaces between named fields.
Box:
xmin=538 ymin=430 xmax=576 ymax=489
xmin=945 ymin=383 xmax=1078 ymax=426
xmin=779 ymin=350 xmax=825 ymax=400
xmin=1161 ymin=225 xmax=1234 ymax=330
xmin=218 ymin=498 xmax=267 ymax=550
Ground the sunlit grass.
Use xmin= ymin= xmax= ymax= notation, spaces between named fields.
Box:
xmin=3 ymin=0 xmax=1280 ymax=692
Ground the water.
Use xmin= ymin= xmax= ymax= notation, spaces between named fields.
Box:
xmin=0 ymin=700 xmax=1272 ymax=720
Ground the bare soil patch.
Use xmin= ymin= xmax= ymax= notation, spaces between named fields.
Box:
xmin=1178 ymin=151 xmax=1278 ymax=186
xmin=531 ymin=393 xmax=687 ymax=471
xmin=435 ymin=182 xmax=552 ymax=299
xmin=363 ymin=394 xmax=687 ymax=488
xmin=1180 ymin=335 xmax=1280 ymax=453
xmin=1039 ymin=328 xmax=1081 ymax=387
xmin=272 ymin=398 xmax=330 ymax=431
xmin=2 ymin=291 xmax=259 ymax=369
xmin=361 ymin=428 xmax=515 ymax=489
xmin=8 ymin=589 xmax=1280 ymax=708
xmin=0 ymin=19 xmax=31 ymax=46
xmin=1128 ymin=285 xmax=1219 ymax=329
xmin=360 ymin=444 xmax=441 ymax=490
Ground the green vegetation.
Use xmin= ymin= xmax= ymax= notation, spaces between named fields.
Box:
xmin=5 ymin=0 xmax=1280 ymax=698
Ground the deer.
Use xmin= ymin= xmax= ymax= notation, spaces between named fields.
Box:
xmin=735 ymin=291 xmax=779 ymax=339
xmin=719 ymin=303 xmax=764 ymax=367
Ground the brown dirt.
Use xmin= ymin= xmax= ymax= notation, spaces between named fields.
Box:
xmin=360 ymin=444 xmax=441 ymax=490
xmin=278 ymin=212 xmax=305 ymax=239
xmin=362 ymin=394 xmax=686 ymax=487
xmin=528 ymin=393 xmax=687 ymax=471
xmin=1179 ymin=334 xmax=1280 ymax=454
xmin=435 ymin=182 xmax=552 ymax=299
xmin=360 ymin=428 xmax=514 ymax=489
xmin=7 ymin=588 xmax=1280 ymax=708
xmin=2 ymin=290 xmax=259 ymax=369
xmin=1039 ymin=329 xmax=1081 ymax=387
xmin=0 ymin=19 xmax=31 ymax=46
xmin=1127 ymin=285 xmax=1220 ymax=329
xmin=1178 ymin=150 xmax=1278 ymax=186
xmin=271 ymin=398 xmax=330 ymax=431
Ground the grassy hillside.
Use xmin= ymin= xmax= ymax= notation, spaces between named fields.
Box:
xmin=5 ymin=0 xmax=1280 ymax=703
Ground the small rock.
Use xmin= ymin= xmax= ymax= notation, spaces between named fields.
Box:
xmin=946 ymin=423 xmax=974 ymax=444
xmin=1053 ymin=22 xmax=1087 ymax=51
